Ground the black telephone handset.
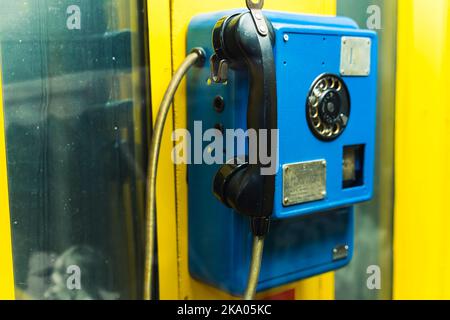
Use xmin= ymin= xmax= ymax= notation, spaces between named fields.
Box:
xmin=211 ymin=0 xmax=277 ymax=236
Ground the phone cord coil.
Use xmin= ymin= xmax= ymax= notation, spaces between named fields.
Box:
xmin=144 ymin=49 xmax=205 ymax=300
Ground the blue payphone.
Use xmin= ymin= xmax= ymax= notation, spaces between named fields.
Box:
xmin=185 ymin=0 xmax=377 ymax=298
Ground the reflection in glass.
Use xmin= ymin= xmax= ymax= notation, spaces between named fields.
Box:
xmin=0 ymin=0 xmax=149 ymax=299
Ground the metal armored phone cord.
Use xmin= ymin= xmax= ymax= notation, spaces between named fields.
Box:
xmin=244 ymin=236 xmax=265 ymax=300
xmin=144 ymin=48 xmax=205 ymax=300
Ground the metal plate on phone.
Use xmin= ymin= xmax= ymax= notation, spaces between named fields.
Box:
xmin=340 ymin=36 xmax=372 ymax=76
xmin=333 ymin=244 xmax=350 ymax=261
xmin=283 ymin=160 xmax=327 ymax=206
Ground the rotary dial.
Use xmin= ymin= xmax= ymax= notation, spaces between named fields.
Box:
xmin=306 ymin=74 xmax=350 ymax=141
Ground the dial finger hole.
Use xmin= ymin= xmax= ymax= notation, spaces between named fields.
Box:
xmin=313 ymin=118 xmax=322 ymax=129
xmin=308 ymin=96 xmax=318 ymax=107
xmin=330 ymin=77 xmax=337 ymax=89
xmin=318 ymin=80 xmax=328 ymax=91
xmin=310 ymin=107 xmax=319 ymax=118
xmin=326 ymin=77 xmax=333 ymax=88
xmin=333 ymin=123 xmax=341 ymax=135
xmin=313 ymin=88 xmax=322 ymax=97
xmin=312 ymin=98 xmax=319 ymax=107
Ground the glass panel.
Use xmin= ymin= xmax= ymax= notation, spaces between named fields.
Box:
xmin=335 ymin=0 xmax=396 ymax=300
xmin=0 ymin=0 xmax=149 ymax=300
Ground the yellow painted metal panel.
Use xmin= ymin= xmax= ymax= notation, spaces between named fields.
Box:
xmin=187 ymin=272 xmax=334 ymax=300
xmin=0 ymin=54 xmax=15 ymax=300
xmin=147 ymin=0 xmax=180 ymax=299
xmin=148 ymin=0 xmax=336 ymax=299
xmin=394 ymin=0 xmax=450 ymax=299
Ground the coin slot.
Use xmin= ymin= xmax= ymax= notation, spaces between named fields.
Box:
xmin=343 ymin=145 xmax=365 ymax=188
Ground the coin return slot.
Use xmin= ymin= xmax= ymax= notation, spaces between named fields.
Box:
xmin=343 ymin=145 xmax=364 ymax=188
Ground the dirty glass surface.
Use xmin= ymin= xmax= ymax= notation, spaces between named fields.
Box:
xmin=335 ymin=0 xmax=396 ymax=300
xmin=0 ymin=0 xmax=149 ymax=300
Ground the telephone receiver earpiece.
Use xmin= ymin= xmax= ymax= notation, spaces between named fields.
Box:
xmin=211 ymin=1 xmax=277 ymax=236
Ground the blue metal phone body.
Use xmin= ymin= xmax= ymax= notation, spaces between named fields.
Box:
xmin=187 ymin=10 xmax=377 ymax=295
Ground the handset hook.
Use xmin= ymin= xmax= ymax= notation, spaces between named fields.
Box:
xmin=246 ymin=0 xmax=264 ymax=10
xmin=246 ymin=0 xmax=268 ymax=36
